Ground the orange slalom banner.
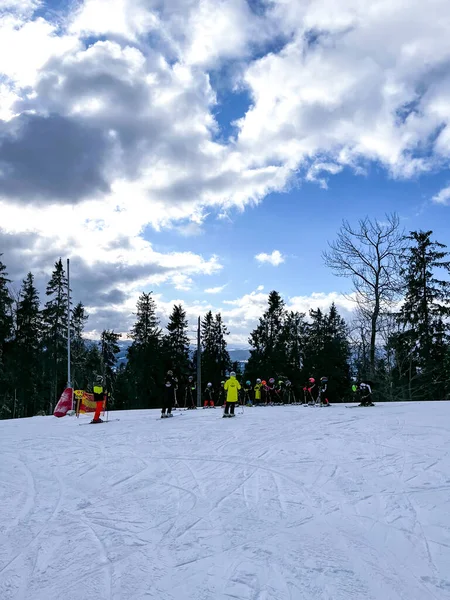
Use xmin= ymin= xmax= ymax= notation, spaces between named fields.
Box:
xmin=75 ymin=390 xmax=106 ymax=416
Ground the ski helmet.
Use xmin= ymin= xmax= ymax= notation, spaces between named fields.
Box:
xmin=320 ymin=376 xmax=328 ymax=383
xmin=269 ymin=377 xmax=275 ymax=384
xmin=221 ymin=380 xmax=225 ymax=385
xmin=167 ymin=370 xmax=173 ymax=376
xmin=261 ymin=380 xmax=267 ymax=385
xmin=246 ymin=380 xmax=251 ymax=386
xmin=96 ymin=375 xmax=103 ymax=382
xmin=230 ymin=371 xmax=236 ymax=377
xmin=308 ymin=377 xmax=315 ymax=383
xmin=256 ymin=378 xmax=261 ymax=383
xmin=188 ymin=375 xmax=193 ymax=381
xmin=207 ymin=382 xmax=212 ymax=387
xmin=286 ymin=380 xmax=291 ymax=386
xmin=278 ymin=380 xmax=283 ymax=385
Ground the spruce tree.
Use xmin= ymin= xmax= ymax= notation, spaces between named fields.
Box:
xmin=214 ymin=313 xmax=231 ymax=380
xmin=100 ymin=329 xmax=120 ymax=406
xmin=247 ymin=291 xmax=287 ymax=379
xmin=0 ymin=256 xmax=13 ymax=363
xmin=71 ymin=302 xmax=88 ymax=389
xmin=303 ymin=304 xmax=351 ymax=401
xmin=42 ymin=259 xmax=69 ymax=409
xmin=15 ymin=273 xmax=42 ymax=416
xmin=201 ymin=311 xmax=217 ymax=386
xmin=283 ymin=310 xmax=307 ymax=386
xmin=201 ymin=311 xmax=230 ymax=387
xmin=397 ymin=230 xmax=450 ymax=399
xmin=127 ymin=292 xmax=163 ymax=408
xmin=165 ymin=304 xmax=190 ymax=378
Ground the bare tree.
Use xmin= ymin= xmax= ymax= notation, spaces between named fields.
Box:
xmin=323 ymin=213 xmax=403 ymax=376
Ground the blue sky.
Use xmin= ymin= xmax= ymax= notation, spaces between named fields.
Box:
xmin=1 ymin=0 xmax=449 ymax=346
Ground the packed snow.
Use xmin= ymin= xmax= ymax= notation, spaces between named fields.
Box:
xmin=1 ymin=402 xmax=450 ymax=600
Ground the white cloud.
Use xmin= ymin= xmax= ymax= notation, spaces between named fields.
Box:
xmin=255 ymin=250 xmax=285 ymax=266
xmin=432 ymin=186 xmax=450 ymax=206
xmin=220 ymin=287 xmax=357 ymax=346
xmin=2 ymin=0 xmax=450 ymax=339
xmin=204 ymin=284 xmax=227 ymax=294
xmin=306 ymin=162 xmax=343 ymax=189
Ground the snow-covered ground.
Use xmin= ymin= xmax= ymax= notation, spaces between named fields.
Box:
xmin=1 ymin=402 xmax=450 ymax=600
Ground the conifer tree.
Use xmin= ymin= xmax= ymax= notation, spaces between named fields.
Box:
xmin=42 ymin=258 xmax=69 ymax=408
xmin=165 ymin=304 xmax=190 ymax=378
xmin=247 ymin=291 xmax=287 ymax=379
xmin=15 ymin=273 xmax=42 ymax=416
xmin=101 ymin=329 xmax=120 ymax=405
xmin=303 ymin=304 xmax=351 ymax=401
xmin=282 ymin=310 xmax=307 ymax=386
xmin=201 ymin=311 xmax=230 ymax=387
xmin=126 ymin=292 xmax=162 ymax=408
xmin=0 ymin=256 xmax=13 ymax=364
xmin=71 ymin=302 xmax=88 ymax=389
xmin=397 ymin=230 xmax=450 ymax=399
xmin=214 ymin=313 xmax=231 ymax=380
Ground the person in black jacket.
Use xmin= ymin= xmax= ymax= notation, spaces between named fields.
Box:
xmin=359 ymin=382 xmax=374 ymax=406
xmin=184 ymin=376 xmax=197 ymax=409
xmin=162 ymin=370 xmax=177 ymax=418
xmin=203 ymin=383 xmax=215 ymax=408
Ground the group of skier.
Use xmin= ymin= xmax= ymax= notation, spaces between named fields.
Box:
xmin=161 ymin=370 xmax=242 ymax=418
xmin=88 ymin=372 xmax=374 ymax=423
xmin=159 ymin=373 xmax=338 ymax=419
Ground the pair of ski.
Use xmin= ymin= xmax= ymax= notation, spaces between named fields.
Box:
xmin=158 ymin=412 xmax=183 ymax=420
xmin=79 ymin=418 xmax=120 ymax=426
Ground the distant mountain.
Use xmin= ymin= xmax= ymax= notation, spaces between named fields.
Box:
xmin=111 ymin=341 xmax=250 ymax=365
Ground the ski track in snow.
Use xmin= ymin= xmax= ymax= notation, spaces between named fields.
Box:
xmin=1 ymin=403 xmax=450 ymax=599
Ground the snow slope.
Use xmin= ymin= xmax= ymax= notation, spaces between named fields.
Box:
xmin=1 ymin=402 xmax=450 ymax=600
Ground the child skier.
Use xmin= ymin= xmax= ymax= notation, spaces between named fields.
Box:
xmin=284 ymin=380 xmax=296 ymax=404
xmin=359 ymin=382 xmax=374 ymax=406
xmin=275 ymin=380 xmax=284 ymax=404
xmin=254 ymin=379 xmax=262 ymax=406
xmin=266 ymin=378 xmax=276 ymax=404
xmin=91 ymin=375 xmax=106 ymax=423
xmin=218 ymin=381 xmax=226 ymax=406
xmin=223 ymin=372 xmax=241 ymax=417
xmin=243 ymin=380 xmax=253 ymax=405
xmin=319 ymin=377 xmax=330 ymax=406
xmin=162 ymin=370 xmax=177 ymax=418
xmin=184 ymin=376 xmax=197 ymax=409
xmin=203 ymin=383 xmax=215 ymax=408
xmin=305 ymin=378 xmax=319 ymax=405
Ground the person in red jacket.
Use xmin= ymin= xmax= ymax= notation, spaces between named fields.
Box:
xmin=305 ymin=378 xmax=319 ymax=405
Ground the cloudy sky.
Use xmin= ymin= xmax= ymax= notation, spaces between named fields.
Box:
xmin=1 ymin=0 xmax=449 ymax=346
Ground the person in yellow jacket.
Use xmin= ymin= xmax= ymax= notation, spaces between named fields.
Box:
xmin=223 ymin=372 xmax=241 ymax=418
xmin=254 ymin=378 xmax=262 ymax=406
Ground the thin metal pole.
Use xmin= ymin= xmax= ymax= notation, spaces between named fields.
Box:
xmin=196 ymin=316 xmax=201 ymax=408
xmin=67 ymin=259 xmax=72 ymax=405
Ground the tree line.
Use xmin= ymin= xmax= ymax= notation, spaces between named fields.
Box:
xmin=0 ymin=218 xmax=449 ymax=418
